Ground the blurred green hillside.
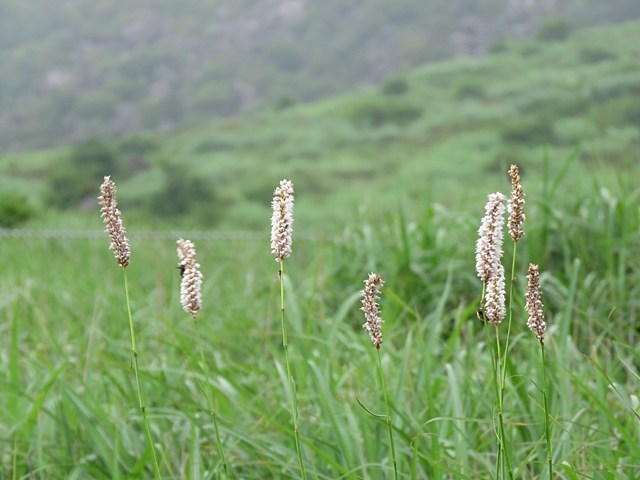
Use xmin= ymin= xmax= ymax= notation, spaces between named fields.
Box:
xmin=1 ymin=0 xmax=640 ymax=150
xmin=1 ymin=18 xmax=640 ymax=232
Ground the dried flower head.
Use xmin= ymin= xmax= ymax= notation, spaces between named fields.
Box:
xmin=361 ymin=273 xmax=384 ymax=349
xmin=484 ymin=264 xmax=506 ymax=324
xmin=177 ymin=239 xmax=203 ymax=318
xmin=270 ymin=179 xmax=294 ymax=262
xmin=99 ymin=176 xmax=131 ymax=269
xmin=475 ymin=192 xmax=506 ymax=284
xmin=508 ymin=165 xmax=526 ymax=243
xmin=525 ymin=263 xmax=546 ymax=345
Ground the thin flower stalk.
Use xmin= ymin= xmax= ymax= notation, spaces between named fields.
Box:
xmin=177 ymin=239 xmax=228 ymax=479
xmin=502 ymin=165 xmax=526 ymax=387
xmin=526 ymin=263 xmax=553 ymax=479
xmin=494 ymin=164 xmax=527 ymax=476
xmin=361 ymin=273 xmax=398 ymax=480
xmin=270 ymin=179 xmax=307 ymax=480
xmin=99 ymin=177 xmax=160 ymax=479
xmin=475 ymin=192 xmax=512 ymax=479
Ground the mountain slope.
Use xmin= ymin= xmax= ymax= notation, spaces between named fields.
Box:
xmin=1 ymin=18 xmax=640 ymax=232
xmin=1 ymin=0 xmax=640 ymax=150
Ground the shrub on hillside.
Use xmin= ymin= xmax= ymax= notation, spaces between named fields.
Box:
xmin=381 ymin=77 xmax=410 ymax=96
xmin=147 ymin=163 xmax=220 ymax=226
xmin=518 ymin=43 xmax=541 ymax=57
xmin=488 ymin=37 xmax=508 ymax=54
xmin=500 ymin=116 xmax=556 ymax=146
xmin=274 ymin=94 xmax=297 ymax=110
xmin=453 ymin=78 xmax=485 ymax=100
xmin=49 ymin=140 xmax=120 ymax=209
xmin=590 ymin=71 xmax=640 ymax=102
xmin=590 ymin=95 xmax=640 ymax=129
xmin=0 ymin=194 xmax=36 ymax=228
xmin=536 ymin=17 xmax=573 ymax=42
xmin=579 ymin=45 xmax=617 ymax=64
xmin=516 ymin=90 xmax=588 ymax=118
xmin=347 ymin=97 xmax=422 ymax=127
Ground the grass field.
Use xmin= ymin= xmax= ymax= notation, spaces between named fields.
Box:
xmin=2 ymin=160 xmax=640 ymax=478
xmin=2 ymin=17 xmax=640 ymax=480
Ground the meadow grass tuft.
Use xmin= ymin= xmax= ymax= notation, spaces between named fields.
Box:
xmin=2 ymin=161 xmax=640 ymax=478
xmin=270 ymin=179 xmax=307 ymax=479
xmin=99 ymin=176 xmax=161 ymax=478
xmin=177 ymin=238 xmax=229 ymax=479
xmin=359 ymin=272 xmax=399 ymax=480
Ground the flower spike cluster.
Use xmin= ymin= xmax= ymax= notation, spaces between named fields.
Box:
xmin=508 ymin=164 xmax=526 ymax=243
xmin=361 ymin=273 xmax=384 ymax=349
xmin=177 ymin=239 xmax=203 ymax=319
xmin=99 ymin=176 xmax=131 ymax=269
xmin=525 ymin=263 xmax=546 ymax=345
xmin=475 ymin=192 xmax=507 ymax=324
xmin=485 ymin=273 xmax=506 ymax=324
xmin=270 ymin=179 xmax=294 ymax=262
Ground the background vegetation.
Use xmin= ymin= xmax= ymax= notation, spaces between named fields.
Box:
xmin=1 ymin=0 xmax=640 ymax=150
xmin=2 ymin=165 xmax=639 ymax=478
xmin=2 ymin=18 xmax=640 ymax=232
xmin=1 ymin=10 xmax=640 ymax=479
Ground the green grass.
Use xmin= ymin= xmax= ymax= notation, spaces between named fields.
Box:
xmin=1 ymin=18 xmax=640 ymax=479
xmin=1 ymin=164 xmax=639 ymax=478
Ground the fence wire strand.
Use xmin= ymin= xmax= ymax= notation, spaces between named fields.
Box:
xmin=0 ymin=229 xmax=321 ymax=242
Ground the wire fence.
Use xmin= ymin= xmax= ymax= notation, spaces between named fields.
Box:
xmin=0 ymin=228 xmax=323 ymax=242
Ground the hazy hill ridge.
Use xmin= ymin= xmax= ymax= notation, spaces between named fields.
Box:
xmin=1 ymin=0 xmax=640 ymax=151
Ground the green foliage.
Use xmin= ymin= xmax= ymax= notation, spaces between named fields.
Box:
xmin=2 ymin=1 xmax=640 ymax=150
xmin=591 ymin=71 xmax=640 ymax=101
xmin=346 ymin=97 xmax=422 ymax=127
xmin=116 ymin=136 xmax=159 ymax=158
xmin=73 ymin=91 xmax=118 ymax=121
xmin=536 ymin=17 xmax=574 ymax=42
xmin=49 ymin=140 xmax=120 ymax=209
xmin=0 ymin=193 xmax=35 ymax=228
xmin=5 ymin=18 xmax=640 ymax=232
xmin=3 ymin=175 xmax=640 ymax=477
xmin=516 ymin=90 xmax=588 ymax=118
xmin=381 ymin=76 xmax=410 ymax=96
xmin=453 ymin=78 xmax=485 ymax=99
xmin=140 ymin=96 xmax=184 ymax=129
xmin=274 ymin=93 xmax=297 ymax=111
xmin=500 ymin=116 xmax=556 ymax=145
xmin=518 ymin=42 xmax=541 ymax=57
xmin=488 ymin=37 xmax=508 ymax=54
xmin=146 ymin=162 xmax=220 ymax=226
xmin=579 ymin=45 xmax=617 ymax=64
xmin=591 ymin=95 xmax=640 ymax=129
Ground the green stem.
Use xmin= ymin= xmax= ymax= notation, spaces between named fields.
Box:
xmin=497 ymin=241 xmax=518 ymax=480
xmin=481 ymin=288 xmax=501 ymax=476
xmin=377 ymin=349 xmax=399 ymax=480
xmin=501 ymin=242 xmax=517 ymax=390
xmin=195 ymin=324 xmax=229 ymax=479
xmin=123 ymin=269 xmax=161 ymax=479
xmin=279 ymin=261 xmax=307 ymax=480
xmin=541 ymin=345 xmax=553 ymax=480
xmin=12 ymin=433 xmax=18 ymax=480
xmin=482 ymin=311 xmax=502 ymax=477
xmin=494 ymin=324 xmax=513 ymax=480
